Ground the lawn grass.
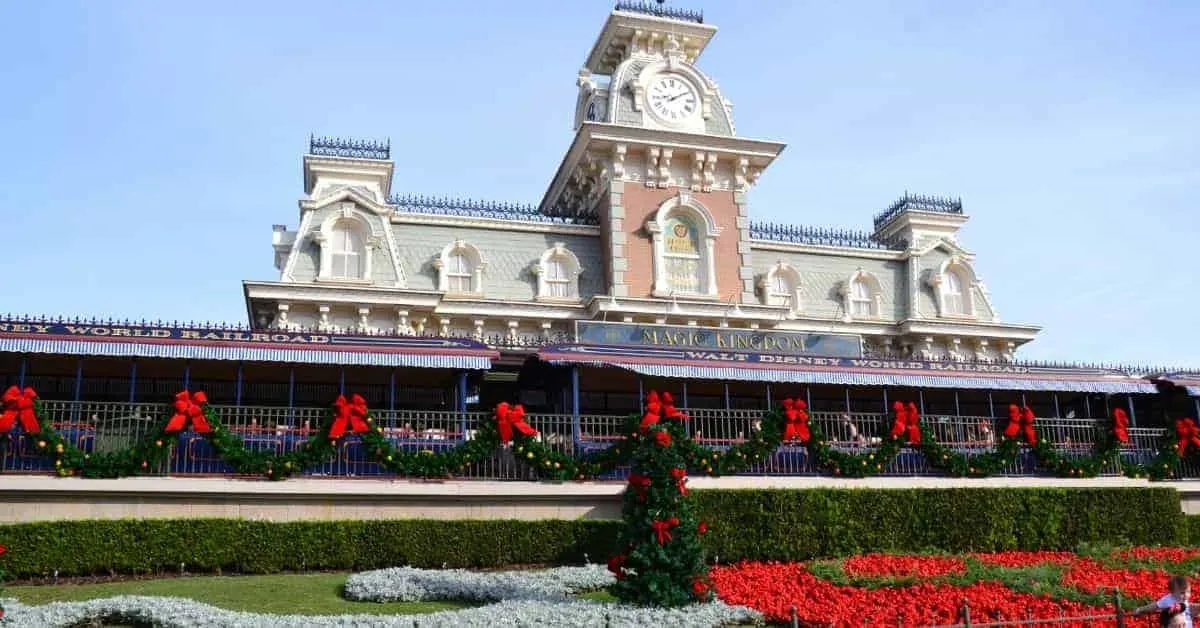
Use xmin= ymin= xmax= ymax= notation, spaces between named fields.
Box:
xmin=5 ymin=572 xmax=469 ymax=616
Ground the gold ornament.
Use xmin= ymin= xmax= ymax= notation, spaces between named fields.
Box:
xmin=154 ymin=440 xmax=163 ymax=447
xmin=526 ymin=452 xmax=534 ymax=459
xmin=36 ymin=440 xmax=46 ymax=449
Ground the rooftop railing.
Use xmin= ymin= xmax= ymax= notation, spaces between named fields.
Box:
xmin=873 ymin=192 xmax=964 ymax=229
xmin=614 ymin=1 xmax=703 ymax=24
xmin=1 ymin=400 xmax=1175 ymax=481
xmin=308 ymin=135 xmax=391 ymax=160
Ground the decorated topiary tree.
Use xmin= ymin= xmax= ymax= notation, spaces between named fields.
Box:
xmin=606 ymin=391 xmax=712 ymax=606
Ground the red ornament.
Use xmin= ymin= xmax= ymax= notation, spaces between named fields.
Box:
xmin=691 ymin=578 xmax=711 ymax=600
xmin=654 ymin=430 xmax=672 ymax=448
xmin=0 ymin=543 xmax=7 ymax=555
xmin=494 ymin=402 xmax=538 ymax=444
xmin=0 ymin=386 xmax=40 ymax=434
xmin=163 ymin=390 xmax=212 ymax=434
xmin=327 ymin=394 xmax=371 ymax=440
xmin=782 ymin=398 xmax=810 ymax=443
xmin=697 ymin=521 xmax=708 ymax=535
xmin=669 ymin=467 xmax=686 ymax=481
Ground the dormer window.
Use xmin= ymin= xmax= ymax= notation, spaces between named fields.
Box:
xmin=534 ymin=243 xmax=582 ymax=301
xmin=929 ymin=258 xmax=977 ymax=318
xmin=329 ymin=221 xmax=364 ymax=279
xmin=761 ymin=262 xmax=802 ymax=313
xmin=841 ymin=269 xmax=883 ymax=321
xmin=314 ymin=208 xmax=377 ymax=283
xmin=436 ymin=240 xmax=486 ymax=296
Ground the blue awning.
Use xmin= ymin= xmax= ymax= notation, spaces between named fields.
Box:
xmin=538 ymin=344 xmax=1159 ymax=394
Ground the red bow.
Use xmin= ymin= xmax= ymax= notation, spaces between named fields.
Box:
xmin=654 ymin=430 xmax=672 ymax=447
xmin=661 ymin=391 xmax=688 ymax=421
xmin=1112 ymin=408 xmax=1130 ymax=444
xmin=163 ymin=390 xmax=212 ymax=434
xmin=1019 ymin=406 xmax=1037 ymax=445
xmin=1177 ymin=418 xmax=1200 ymax=457
xmin=671 ymin=467 xmax=689 ymax=495
xmin=0 ymin=386 xmax=40 ymax=434
xmin=782 ymin=398 xmax=810 ymax=442
xmin=495 ymin=402 xmax=538 ymax=444
xmin=1003 ymin=404 xmax=1022 ymax=440
xmin=889 ymin=401 xmax=921 ymax=444
xmin=640 ymin=390 xmax=663 ymax=432
xmin=328 ymin=394 xmax=369 ymax=440
xmin=651 ymin=517 xmax=679 ymax=545
xmin=628 ymin=472 xmax=651 ymax=491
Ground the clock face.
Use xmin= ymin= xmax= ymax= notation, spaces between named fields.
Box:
xmin=648 ymin=75 xmax=698 ymax=122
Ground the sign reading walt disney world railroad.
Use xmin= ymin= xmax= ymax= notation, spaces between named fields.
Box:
xmin=0 ymin=320 xmax=490 ymax=350
xmin=575 ymin=321 xmax=864 ymax=359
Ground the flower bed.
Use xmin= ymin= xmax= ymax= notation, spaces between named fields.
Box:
xmin=711 ymin=547 xmax=1200 ymax=626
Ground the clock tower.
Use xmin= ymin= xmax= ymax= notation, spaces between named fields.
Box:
xmin=548 ymin=3 xmax=785 ymax=314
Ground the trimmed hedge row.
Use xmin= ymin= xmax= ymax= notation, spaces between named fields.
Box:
xmin=0 ymin=488 xmax=1187 ymax=579
xmin=695 ymin=488 xmax=1186 ymax=560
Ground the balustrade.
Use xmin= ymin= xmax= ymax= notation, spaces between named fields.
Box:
xmin=0 ymin=400 xmax=1172 ymax=480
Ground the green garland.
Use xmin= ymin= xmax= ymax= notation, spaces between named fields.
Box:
xmin=1 ymin=386 xmax=1197 ymax=483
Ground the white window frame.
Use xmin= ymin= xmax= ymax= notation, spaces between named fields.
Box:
xmin=313 ymin=207 xmax=379 ymax=284
xmin=434 ymin=239 xmax=487 ymax=296
xmin=840 ymin=269 xmax=883 ymax=321
xmin=533 ymin=243 xmax=583 ymax=302
xmin=759 ymin=262 xmax=802 ymax=314
xmin=646 ymin=191 xmax=721 ymax=298
xmin=929 ymin=257 xmax=977 ymax=319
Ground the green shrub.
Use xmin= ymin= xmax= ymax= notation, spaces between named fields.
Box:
xmin=696 ymin=488 xmax=1186 ymax=560
xmin=0 ymin=488 xmax=1184 ymax=579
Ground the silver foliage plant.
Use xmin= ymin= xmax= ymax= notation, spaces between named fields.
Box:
xmin=0 ymin=566 xmax=762 ymax=627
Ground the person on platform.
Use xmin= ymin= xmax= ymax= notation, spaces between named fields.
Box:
xmin=1132 ymin=575 xmax=1193 ymax=627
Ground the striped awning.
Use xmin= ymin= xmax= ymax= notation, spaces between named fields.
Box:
xmin=1154 ymin=373 xmax=1200 ymax=397
xmin=0 ymin=322 xmax=497 ymax=370
xmin=538 ymin=344 xmax=1159 ymax=394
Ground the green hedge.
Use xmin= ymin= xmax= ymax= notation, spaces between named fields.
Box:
xmin=0 ymin=488 xmax=1187 ymax=579
xmin=697 ymin=488 xmax=1186 ymax=560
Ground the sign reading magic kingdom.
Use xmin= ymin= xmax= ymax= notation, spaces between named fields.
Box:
xmin=575 ymin=321 xmax=863 ymax=359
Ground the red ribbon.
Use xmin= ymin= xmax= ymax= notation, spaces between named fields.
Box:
xmin=782 ymin=398 xmax=810 ymax=442
xmin=328 ymin=394 xmax=369 ymax=440
xmin=640 ymin=390 xmax=663 ymax=432
xmin=1112 ymin=408 xmax=1130 ymax=444
xmin=607 ymin=554 xmax=627 ymax=580
xmin=660 ymin=391 xmax=688 ymax=421
xmin=1177 ymin=418 xmax=1200 ymax=457
xmin=0 ymin=386 xmax=39 ymax=434
xmin=163 ymin=390 xmax=212 ymax=434
xmin=1020 ymin=406 xmax=1037 ymax=445
xmin=1003 ymin=404 xmax=1022 ymax=440
xmin=905 ymin=402 xmax=922 ymax=444
xmin=628 ymin=472 xmax=651 ymax=491
xmin=495 ymin=402 xmax=538 ymax=444
xmin=651 ymin=516 xmax=679 ymax=545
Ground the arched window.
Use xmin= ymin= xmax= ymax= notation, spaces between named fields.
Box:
xmin=436 ymin=240 xmax=486 ymax=295
xmin=841 ymin=269 xmax=882 ymax=321
xmin=943 ymin=270 xmax=965 ymax=315
xmin=662 ymin=215 xmax=703 ymax=294
xmin=761 ymin=262 xmax=801 ymax=312
xmin=647 ymin=194 xmax=720 ymax=298
xmin=329 ymin=221 xmax=365 ymax=279
xmin=850 ymin=279 xmax=874 ymax=317
xmin=534 ymin=243 xmax=583 ymax=301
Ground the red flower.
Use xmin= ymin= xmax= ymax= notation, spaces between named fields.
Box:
xmin=843 ymin=554 xmax=965 ymax=579
xmin=969 ymin=551 xmax=1075 ymax=568
xmin=1112 ymin=546 xmax=1200 ymax=563
xmin=697 ymin=521 xmax=708 ymax=534
xmin=654 ymin=431 xmax=672 ymax=447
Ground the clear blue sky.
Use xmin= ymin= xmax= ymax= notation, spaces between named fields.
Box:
xmin=0 ymin=1 xmax=1196 ymax=366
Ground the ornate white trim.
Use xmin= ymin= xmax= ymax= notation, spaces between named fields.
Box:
xmin=281 ymin=211 xmax=313 ymax=283
xmin=646 ymin=191 xmax=720 ymax=298
xmin=314 ymin=206 xmax=382 ymax=283
xmin=926 ymin=256 xmax=978 ymax=319
xmin=434 ymin=239 xmax=488 ymax=296
xmin=840 ymin=268 xmax=884 ymax=323
xmin=532 ymin=243 xmax=584 ymax=302
xmin=759 ymin=261 xmax=802 ymax=315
